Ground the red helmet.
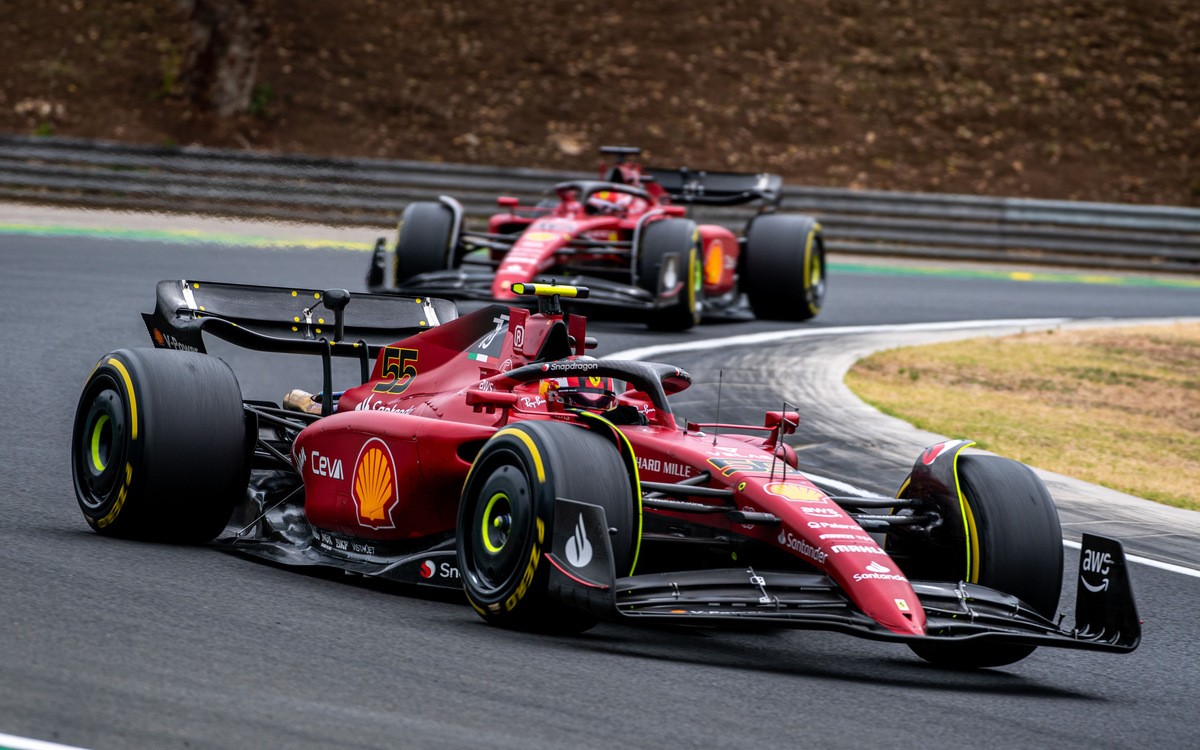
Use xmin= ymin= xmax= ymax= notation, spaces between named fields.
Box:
xmin=542 ymin=375 xmax=619 ymax=411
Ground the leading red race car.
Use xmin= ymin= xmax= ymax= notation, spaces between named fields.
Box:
xmin=72 ymin=280 xmax=1139 ymax=668
xmin=365 ymin=146 xmax=826 ymax=330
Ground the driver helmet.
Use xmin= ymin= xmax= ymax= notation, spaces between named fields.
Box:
xmin=541 ymin=375 xmax=619 ymax=411
xmin=586 ymin=189 xmax=633 ymax=215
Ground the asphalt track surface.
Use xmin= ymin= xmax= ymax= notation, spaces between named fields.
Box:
xmin=2 ymin=220 xmax=1200 ymax=749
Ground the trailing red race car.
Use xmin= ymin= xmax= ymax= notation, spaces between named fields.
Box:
xmin=72 ymin=280 xmax=1139 ymax=667
xmin=365 ymin=146 xmax=826 ymax=330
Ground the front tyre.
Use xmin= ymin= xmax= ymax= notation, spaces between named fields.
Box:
xmin=394 ymin=200 xmax=462 ymax=284
xmin=457 ymin=421 xmax=636 ymax=634
xmin=636 ymin=218 xmax=702 ymax=331
xmin=71 ymin=348 xmax=248 ymax=543
xmin=743 ymin=214 xmax=826 ymax=321
xmin=905 ymin=455 xmax=1063 ymax=668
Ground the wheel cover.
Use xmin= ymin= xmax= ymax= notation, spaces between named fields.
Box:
xmin=480 ymin=491 xmax=512 ymax=553
xmin=75 ymin=381 xmax=128 ymax=509
xmin=464 ymin=460 xmax=532 ymax=596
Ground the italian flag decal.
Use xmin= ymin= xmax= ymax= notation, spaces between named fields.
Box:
xmin=468 ymin=352 xmax=491 ymax=363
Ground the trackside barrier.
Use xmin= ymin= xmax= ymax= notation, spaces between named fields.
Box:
xmin=2 ymin=135 xmax=1197 ymax=273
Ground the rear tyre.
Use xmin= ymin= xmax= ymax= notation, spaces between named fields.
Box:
xmin=904 ymin=455 xmax=1063 ymax=668
xmin=743 ymin=214 xmax=826 ymax=321
xmin=394 ymin=201 xmax=461 ymax=284
xmin=637 ymin=218 xmax=701 ymax=331
xmin=457 ymin=421 xmax=636 ymax=634
xmin=71 ymin=348 xmax=248 ymax=543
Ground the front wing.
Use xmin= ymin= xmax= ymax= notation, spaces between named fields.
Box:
xmin=545 ymin=499 xmax=1140 ymax=653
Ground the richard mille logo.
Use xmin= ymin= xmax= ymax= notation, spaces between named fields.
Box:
xmin=565 ymin=514 xmax=593 ymax=568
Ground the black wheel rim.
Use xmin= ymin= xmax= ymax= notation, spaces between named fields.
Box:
xmin=464 ymin=455 xmax=534 ymax=596
xmin=73 ymin=375 xmax=129 ymax=510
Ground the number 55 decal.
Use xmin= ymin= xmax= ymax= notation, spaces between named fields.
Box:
xmin=373 ymin=347 xmax=419 ymax=394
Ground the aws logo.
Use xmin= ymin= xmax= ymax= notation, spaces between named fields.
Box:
xmin=352 ymin=437 xmax=399 ymax=529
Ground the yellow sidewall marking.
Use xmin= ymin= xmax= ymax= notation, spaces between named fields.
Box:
xmin=106 ymin=358 xmax=138 ymax=441
xmin=950 ymin=441 xmax=978 ymax=581
xmin=494 ymin=427 xmax=545 ymax=483
xmin=963 ymin=494 xmax=981 ymax=584
xmin=803 ymin=228 xmax=819 ymax=315
xmin=578 ymin=412 xmax=643 ymax=576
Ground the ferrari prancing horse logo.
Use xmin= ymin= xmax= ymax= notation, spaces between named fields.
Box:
xmin=352 ymin=437 xmax=399 ymax=529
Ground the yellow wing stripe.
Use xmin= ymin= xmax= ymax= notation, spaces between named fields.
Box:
xmin=510 ymin=282 xmax=581 ymax=298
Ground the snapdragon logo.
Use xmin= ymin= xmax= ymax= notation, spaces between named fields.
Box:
xmin=776 ymin=529 xmax=828 ymax=564
xmin=852 ymin=559 xmax=907 ymax=583
xmin=566 ymin=514 xmax=593 ymax=568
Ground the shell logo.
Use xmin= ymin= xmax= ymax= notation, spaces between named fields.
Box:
xmin=352 ymin=437 xmax=399 ymax=529
xmin=764 ymin=482 xmax=827 ymax=503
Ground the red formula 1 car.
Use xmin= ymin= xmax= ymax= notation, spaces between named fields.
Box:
xmin=72 ymin=281 xmax=1138 ymax=667
xmin=365 ymin=146 xmax=826 ymax=330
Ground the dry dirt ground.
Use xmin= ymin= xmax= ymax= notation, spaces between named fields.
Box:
xmin=3 ymin=0 xmax=1198 ymax=205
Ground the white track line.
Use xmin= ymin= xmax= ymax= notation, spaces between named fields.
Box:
xmin=0 ymin=733 xmax=91 ymax=750
xmin=606 ymin=317 xmax=1070 ymax=361
xmin=609 ymin=317 xmax=1200 ymax=580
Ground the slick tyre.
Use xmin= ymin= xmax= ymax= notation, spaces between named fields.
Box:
xmin=637 ymin=218 xmax=702 ymax=331
xmin=906 ymin=455 xmax=1063 ymax=668
xmin=72 ymin=348 xmax=249 ymax=543
xmin=457 ymin=421 xmax=637 ymax=634
xmin=742 ymin=214 xmax=826 ymax=321
xmin=394 ymin=201 xmax=461 ymax=283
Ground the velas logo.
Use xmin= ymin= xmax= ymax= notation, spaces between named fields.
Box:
xmin=352 ymin=437 xmax=399 ymax=529
xmin=566 ymin=514 xmax=593 ymax=568
xmin=295 ymin=447 xmax=306 ymax=472
xmin=764 ymin=482 xmax=826 ymax=503
xmin=420 ymin=560 xmax=435 ymax=579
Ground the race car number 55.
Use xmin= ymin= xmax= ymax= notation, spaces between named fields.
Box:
xmin=373 ymin=347 xmax=419 ymax=395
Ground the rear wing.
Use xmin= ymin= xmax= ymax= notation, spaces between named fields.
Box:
xmin=644 ymin=167 xmax=783 ymax=208
xmin=142 ymin=279 xmax=457 ymax=357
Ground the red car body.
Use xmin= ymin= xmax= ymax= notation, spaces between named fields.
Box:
xmin=71 ymin=280 xmax=1139 ymax=666
xmin=367 ymin=147 xmax=827 ymax=330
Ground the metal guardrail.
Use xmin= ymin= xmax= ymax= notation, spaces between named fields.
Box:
xmin=2 ymin=134 xmax=1198 ymax=273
